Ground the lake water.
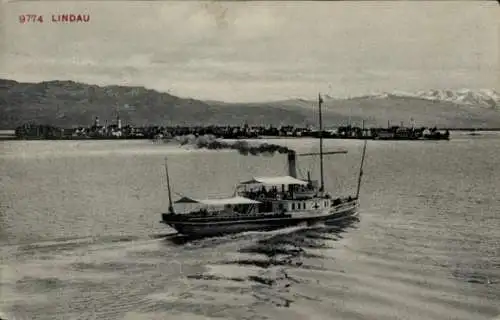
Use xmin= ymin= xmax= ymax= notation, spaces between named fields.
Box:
xmin=1 ymin=135 xmax=499 ymax=320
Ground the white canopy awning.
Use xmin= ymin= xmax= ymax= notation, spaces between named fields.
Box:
xmin=238 ymin=176 xmax=308 ymax=186
xmin=174 ymin=196 xmax=261 ymax=205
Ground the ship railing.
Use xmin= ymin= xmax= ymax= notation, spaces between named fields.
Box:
xmin=331 ymin=196 xmax=358 ymax=206
xmin=240 ymin=189 xmax=320 ymax=201
xmin=184 ymin=211 xmax=289 ymax=222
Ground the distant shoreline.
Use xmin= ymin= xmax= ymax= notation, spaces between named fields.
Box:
xmin=3 ymin=128 xmax=500 ymax=133
xmin=2 ymin=129 xmax=499 ymax=142
xmin=4 ymin=124 xmax=500 ymax=143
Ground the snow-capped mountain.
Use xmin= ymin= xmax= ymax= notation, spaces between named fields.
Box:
xmin=346 ymin=89 xmax=499 ymax=108
xmin=415 ymin=89 xmax=500 ymax=108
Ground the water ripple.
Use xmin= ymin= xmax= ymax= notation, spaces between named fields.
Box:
xmin=1 ymin=139 xmax=500 ymax=320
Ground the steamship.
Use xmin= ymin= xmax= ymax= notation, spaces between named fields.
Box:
xmin=160 ymin=94 xmax=368 ymax=237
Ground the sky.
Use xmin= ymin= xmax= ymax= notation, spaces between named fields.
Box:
xmin=1 ymin=1 xmax=498 ymax=102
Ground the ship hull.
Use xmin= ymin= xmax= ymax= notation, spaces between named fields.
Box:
xmin=162 ymin=202 xmax=358 ymax=237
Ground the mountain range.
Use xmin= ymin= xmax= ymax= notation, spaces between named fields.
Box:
xmin=348 ymin=89 xmax=500 ymax=108
xmin=1 ymin=79 xmax=499 ymax=129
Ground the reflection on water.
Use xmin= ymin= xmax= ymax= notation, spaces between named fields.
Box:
xmin=1 ymin=139 xmax=499 ymax=320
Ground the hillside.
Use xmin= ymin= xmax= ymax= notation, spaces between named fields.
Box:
xmin=0 ymin=79 xmax=319 ymax=129
xmin=1 ymin=79 xmax=500 ymax=129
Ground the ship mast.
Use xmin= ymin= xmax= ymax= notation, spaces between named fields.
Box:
xmin=165 ymin=157 xmax=175 ymax=214
xmin=355 ymin=140 xmax=367 ymax=200
xmin=318 ymin=93 xmax=325 ymax=193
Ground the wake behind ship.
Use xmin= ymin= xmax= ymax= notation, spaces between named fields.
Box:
xmin=160 ymin=94 xmax=368 ymax=237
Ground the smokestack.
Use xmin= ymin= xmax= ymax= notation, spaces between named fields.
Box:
xmin=287 ymin=151 xmax=297 ymax=178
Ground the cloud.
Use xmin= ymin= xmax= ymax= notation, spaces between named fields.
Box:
xmin=1 ymin=1 xmax=498 ymax=101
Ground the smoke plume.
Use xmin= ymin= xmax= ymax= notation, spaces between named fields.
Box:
xmin=173 ymin=135 xmax=293 ymax=156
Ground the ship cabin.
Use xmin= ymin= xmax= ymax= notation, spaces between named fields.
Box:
xmin=172 ymin=196 xmax=267 ymax=218
xmin=235 ymin=176 xmax=333 ymax=214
